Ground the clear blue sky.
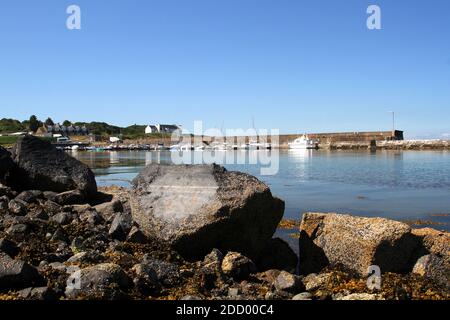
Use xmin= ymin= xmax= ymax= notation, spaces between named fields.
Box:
xmin=0 ymin=0 xmax=449 ymax=138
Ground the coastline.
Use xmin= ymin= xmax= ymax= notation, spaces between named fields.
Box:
xmin=0 ymin=183 xmax=448 ymax=301
xmin=0 ymin=136 xmax=449 ymax=301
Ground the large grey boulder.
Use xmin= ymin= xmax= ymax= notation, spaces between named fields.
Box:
xmin=411 ymin=228 xmax=449 ymax=288
xmin=412 ymin=254 xmax=449 ymax=289
xmin=0 ymin=146 xmax=15 ymax=184
xmin=130 ymin=164 xmax=284 ymax=260
xmin=298 ymin=213 xmax=420 ymax=276
xmin=411 ymin=228 xmax=449 ymax=258
xmin=9 ymin=135 xmax=97 ymax=197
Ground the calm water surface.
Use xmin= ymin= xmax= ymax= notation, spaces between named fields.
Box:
xmin=71 ymin=150 xmax=450 ymax=236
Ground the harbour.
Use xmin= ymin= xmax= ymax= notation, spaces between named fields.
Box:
xmin=70 ymin=149 xmax=450 ymax=233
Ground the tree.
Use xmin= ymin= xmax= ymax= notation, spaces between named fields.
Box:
xmin=0 ymin=118 xmax=24 ymax=133
xmin=63 ymin=120 xmax=72 ymax=127
xmin=29 ymin=115 xmax=39 ymax=132
xmin=45 ymin=117 xmax=54 ymax=126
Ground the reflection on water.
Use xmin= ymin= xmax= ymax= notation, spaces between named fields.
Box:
xmin=71 ymin=150 xmax=450 ymax=231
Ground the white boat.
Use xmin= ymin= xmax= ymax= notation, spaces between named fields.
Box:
xmin=248 ymin=140 xmax=272 ymax=150
xmin=194 ymin=145 xmax=205 ymax=151
xmin=248 ymin=140 xmax=259 ymax=150
xmin=212 ymin=143 xmax=229 ymax=151
xmin=71 ymin=145 xmax=79 ymax=151
xmin=169 ymin=144 xmax=180 ymax=151
xmin=288 ymin=135 xmax=318 ymax=149
xmin=180 ymin=144 xmax=193 ymax=151
xmin=213 ymin=143 xmax=228 ymax=151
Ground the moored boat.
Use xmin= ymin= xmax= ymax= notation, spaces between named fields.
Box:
xmin=288 ymin=135 xmax=318 ymax=149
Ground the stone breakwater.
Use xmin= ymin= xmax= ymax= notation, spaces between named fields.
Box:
xmin=0 ymin=136 xmax=449 ymax=300
xmin=321 ymin=140 xmax=450 ymax=150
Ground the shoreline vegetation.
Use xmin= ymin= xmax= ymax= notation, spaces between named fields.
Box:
xmin=0 ymin=136 xmax=448 ymax=301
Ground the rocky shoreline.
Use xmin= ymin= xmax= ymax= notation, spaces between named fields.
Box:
xmin=0 ymin=136 xmax=449 ymax=300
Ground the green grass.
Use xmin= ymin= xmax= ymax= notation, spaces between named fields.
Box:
xmin=0 ymin=136 xmax=19 ymax=146
xmin=0 ymin=135 xmax=56 ymax=147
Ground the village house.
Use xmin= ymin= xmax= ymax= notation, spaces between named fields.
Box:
xmin=145 ymin=124 xmax=182 ymax=135
xmin=37 ymin=123 xmax=89 ymax=137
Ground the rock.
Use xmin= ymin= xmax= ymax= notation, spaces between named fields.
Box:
xmin=70 ymin=203 xmax=92 ymax=213
xmin=0 ymin=184 xmax=14 ymax=198
xmin=181 ymin=295 xmax=202 ymax=300
xmin=274 ymin=271 xmax=304 ymax=294
xmin=10 ymin=135 xmax=97 ymax=197
xmin=0 ymin=252 xmax=42 ymax=288
xmin=0 ymin=146 xmax=15 ymax=185
xmin=109 ymin=213 xmax=133 ymax=241
xmin=48 ymin=262 xmax=67 ymax=272
xmin=228 ymin=287 xmax=240 ymax=297
xmin=15 ymin=190 xmax=43 ymax=204
xmin=70 ymin=237 xmax=84 ymax=252
xmin=27 ymin=207 xmax=49 ymax=220
xmin=43 ymin=191 xmax=58 ymax=202
xmin=66 ymin=252 xmax=88 ymax=263
xmin=126 ymin=226 xmax=147 ymax=243
xmin=65 ymin=263 xmax=131 ymax=299
xmin=336 ymin=293 xmax=385 ymax=300
xmin=133 ymin=257 xmax=180 ymax=287
xmin=54 ymin=190 xmax=85 ymax=205
xmin=8 ymin=199 xmax=28 ymax=216
xmin=221 ymin=252 xmax=257 ymax=279
xmin=203 ymin=248 xmax=224 ymax=273
xmin=17 ymin=286 xmax=57 ymax=300
xmin=94 ymin=199 xmax=124 ymax=222
xmin=412 ymin=254 xmax=449 ymax=289
xmin=298 ymin=213 xmax=420 ymax=276
xmin=412 ymin=228 xmax=450 ymax=258
xmin=42 ymin=200 xmax=62 ymax=216
xmin=79 ymin=209 xmax=103 ymax=225
xmin=50 ymin=212 xmax=73 ymax=225
xmin=264 ymin=291 xmax=278 ymax=300
xmin=292 ymin=292 xmax=313 ymax=300
xmin=0 ymin=195 xmax=9 ymax=211
xmin=302 ymin=273 xmax=333 ymax=292
xmin=51 ymin=228 xmax=68 ymax=242
xmin=256 ymin=238 xmax=298 ymax=273
xmin=0 ymin=238 xmax=19 ymax=257
xmin=411 ymin=228 xmax=449 ymax=289
xmin=255 ymin=269 xmax=281 ymax=284
xmin=130 ymin=164 xmax=284 ymax=260
xmin=6 ymin=224 xmax=29 ymax=236
xmin=199 ymin=249 xmax=224 ymax=289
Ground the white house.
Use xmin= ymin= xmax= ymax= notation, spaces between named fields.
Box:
xmin=145 ymin=124 xmax=182 ymax=135
xmin=109 ymin=137 xmax=122 ymax=143
xmin=145 ymin=125 xmax=158 ymax=134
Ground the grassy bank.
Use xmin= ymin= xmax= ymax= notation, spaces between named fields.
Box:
xmin=0 ymin=136 xmax=19 ymax=147
xmin=0 ymin=136 xmax=55 ymax=147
